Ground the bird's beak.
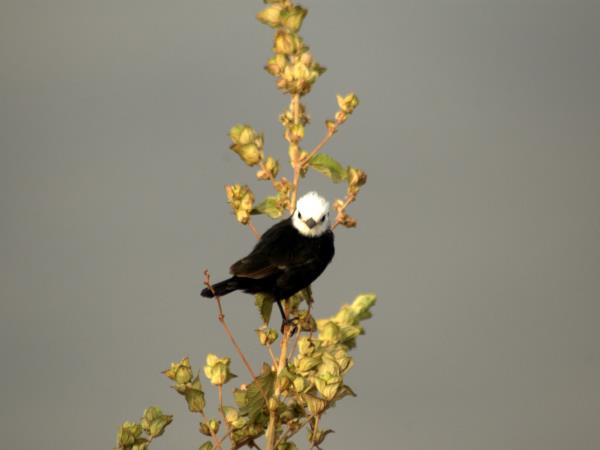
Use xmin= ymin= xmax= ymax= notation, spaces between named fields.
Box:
xmin=305 ymin=218 xmax=317 ymax=229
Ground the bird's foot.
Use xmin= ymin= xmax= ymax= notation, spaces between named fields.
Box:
xmin=280 ymin=317 xmax=300 ymax=336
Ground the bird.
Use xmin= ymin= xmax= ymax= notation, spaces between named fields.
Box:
xmin=201 ymin=191 xmax=335 ymax=330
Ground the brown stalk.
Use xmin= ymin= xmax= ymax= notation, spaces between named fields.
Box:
xmin=203 ymin=270 xmax=257 ymax=380
xmin=246 ymin=219 xmax=260 ymax=240
xmin=288 ymin=93 xmax=302 ymax=213
xmin=201 ymin=410 xmax=225 ymax=450
xmin=217 ymin=384 xmax=233 ymax=441
xmin=304 ymin=119 xmax=340 ymax=164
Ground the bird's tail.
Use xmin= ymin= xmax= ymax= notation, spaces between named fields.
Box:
xmin=201 ymin=276 xmax=241 ymax=298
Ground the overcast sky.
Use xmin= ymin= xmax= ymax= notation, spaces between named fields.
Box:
xmin=1 ymin=1 xmax=599 ymax=449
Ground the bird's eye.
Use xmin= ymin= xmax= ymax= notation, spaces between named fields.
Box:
xmin=298 ymin=211 xmax=302 ymax=219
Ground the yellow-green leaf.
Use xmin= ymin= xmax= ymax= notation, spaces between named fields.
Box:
xmin=251 ymin=196 xmax=284 ymax=219
xmin=308 ymin=153 xmax=348 ymax=183
xmin=255 ymin=293 xmax=274 ymax=324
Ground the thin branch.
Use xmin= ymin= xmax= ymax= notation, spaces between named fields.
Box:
xmin=204 ymin=270 xmax=257 ymax=380
xmin=201 ymin=410 xmax=225 ymax=450
xmin=259 ymin=160 xmax=279 ymax=190
xmin=246 ymin=219 xmax=260 ymax=240
xmin=218 ymin=384 xmax=233 ymax=441
xmin=309 ymin=415 xmax=321 ymax=450
xmin=303 ymin=117 xmax=343 ymax=165
xmin=266 ymin=323 xmax=293 ymax=450
xmin=273 ymin=414 xmax=316 ymax=449
xmin=331 ymin=193 xmax=356 ymax=230
xmin=266 ymin=343 xmax=278 ymax=367
xmin=289 ymin=292 xmax=313 ymax=361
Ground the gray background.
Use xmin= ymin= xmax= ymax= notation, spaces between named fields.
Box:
xmin=1 ymin=1 xmax=599 ymax=449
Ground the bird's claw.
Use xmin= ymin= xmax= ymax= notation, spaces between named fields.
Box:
xmin=281 ymin=317 xmax=299 ymax=336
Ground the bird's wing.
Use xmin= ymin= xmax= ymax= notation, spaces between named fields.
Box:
xmin=229 ymin=255 xmax=281 ymax=279
xmin=229 ymin=218 xmax=296 ymax=279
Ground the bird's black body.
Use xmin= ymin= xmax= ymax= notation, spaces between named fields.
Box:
xmin=201 ymin=217 xmax=335 ymax=316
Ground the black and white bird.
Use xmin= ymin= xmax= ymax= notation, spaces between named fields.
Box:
xmin=201 ymin=191 xmax=335 ymax=328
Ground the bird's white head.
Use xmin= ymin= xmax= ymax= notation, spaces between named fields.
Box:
xmin=292 ymin=191 xmax=331 ymax=237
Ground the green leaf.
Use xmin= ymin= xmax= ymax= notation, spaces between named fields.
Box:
xmin=308 ymin=153 xmax=348 ymax=183
xmin=251 ymin=196 xmax=284 ymax=219
xmin=333 ymin=384 xmax=357 ymax=402
xmin=199 ymin=441 xmax=214 ymax=450
xmin=233 ymin=388 xmax=248 ymax=408
xmin=184 ymin=375 xmax=206 ymax=412
xmin=255 ymin=293 xmax=274 ymax=324
xmin=240 ymin=365 xmax=276 ymax=421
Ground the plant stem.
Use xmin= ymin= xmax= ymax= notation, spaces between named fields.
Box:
xmin=331 ymin=192 xmax=356 ymax=230
xmin=266 ymin=344 xmax=278 ymax=367
xmin=259 ymin=160 xmax=279 ymax=190
xmin=309 ymin=415 xmax=321 ymax=450
xmin=218 ymin=384 xmax=233 ymax=439
xmin=288 ymin=94 xmax=301 ymax=213
xmin=201 ymin=410 xmax=225 ymax=450
xmin=304 ymin=117 xmax=343 ymax=164
xmin=246 ymin=219 xmax=260 ymax=239
xmin=265 ymin=325 xmax=293 ymax=450
xmin=204 ymin=270 xmax=257 ymax=380
xmin=273 ymin=413 xmax=317 ymax=448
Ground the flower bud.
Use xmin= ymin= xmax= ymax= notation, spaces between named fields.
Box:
xmin=273 ymin=30 xmax=303 ymax=55
xmin=256 ymin=5 xmax=283 ymax=28
xmin=314 ymin=376 xmax=341 ymax=400
xmin=223 ymin=406 xmax=239 ymax=424
xmin=229 ymin=125 xmax=264 ymax=166
xmin=319 ymin=321 xmax=341 ymax=345
xmin=256 ymin=327 xmax=278 ymax=346
xmin=131 ymin=441 xmax=149 ymax=450
xmin=325 ymin=119 xmax=337 ymax=134
xmin=339 ymin=213 xmax=357 ymax=228
xmin=297 ymin=336 xmax=316 ymax=355
xmin=292 ymin=376 xmax=308 ymax=393
xmin=162 ymin=357 xmax=193 ymax=384
xmin=141 ymin=406 xmax=173 ymax=438
xmin=256 ymin=156 xmax=279 ymax=180
xmin=116 ymin=421 xmax=143 ymax=447
xmin=285 ymin=123 xmax=304 ymax=143
xmin=225 ymin=184 xmax=254 ymax=225
xmin=336 ymin=92 xmax=359 ymax=114
xmin=296 ymin=356 xmax=320 ymax=374
xmin=347 ymin=166 xmax=367 ymax=188
xmin=203 ymin=353 xmax=236 ymax=385
xmin=299 ymin=51 xmax=313 ymax=66
xmin=302 ymin=393 xmax=327 ymax=415
xmin=236 ymin=143 xmax=262 ymax=166
xmin=333 ymin=348 xmax=354 ymax=375
xmin=265 ymin=54 xmax=288 ymax=77
xmin=280 ymin=5 xmax=307 ymax=32
xmin=199 ymin=418 xmax=219 ymax=436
